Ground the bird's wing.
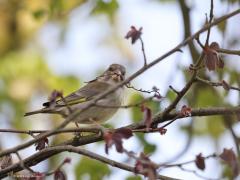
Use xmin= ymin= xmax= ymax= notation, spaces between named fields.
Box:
xmin=43 ymin=81 xmax=111 ymax=107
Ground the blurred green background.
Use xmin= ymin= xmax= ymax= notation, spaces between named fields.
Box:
xmin=0 ymin=0 xmax=240 ymax=179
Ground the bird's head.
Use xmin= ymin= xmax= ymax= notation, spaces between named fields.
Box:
xmin=101 ymin=64 xmax=126 ymax=83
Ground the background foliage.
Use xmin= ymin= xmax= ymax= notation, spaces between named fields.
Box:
xmin=0 ymin=0 xmax=239 ymax=179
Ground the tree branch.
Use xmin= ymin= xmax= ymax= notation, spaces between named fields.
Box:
xmin=0 ymin=6 xmax=240 ymax=164
xmin=0 ymin=145 xmax=179 ymax=180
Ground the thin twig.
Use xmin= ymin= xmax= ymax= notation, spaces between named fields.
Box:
xmin=195 ymin=77 xmax=240 ymax=91
xmin=0 ymin=127 xmax=101 ymax=135
xmin=217 ymin=48 xmax=240 ymax=56
xmin=205 ymin=0 xmax=214 ymax=46
xmin=195 ymin=36 xmax=205 ymax=49
xmin=132 ymin=114 xmax=183 ymax=133
xmin=96 ymin=96 xmax=154 ymax=109
xmin=158 ymin=114 xmax=182 ymax=129
xmin=169 ymin=85 xmax=180 ymax=95
xmin=223 ymin=118 xmax=240 ymax=158
xmin=178 ymin=166 xmax=219 ymax=180
xmin=16 ymin=152 xmax=35 ymax=173
xmin=162 ymin=153 xmax=217 ymax=168
xmin=139 ymin=37 xmax=147 ymax=66
xmin=126 ymin=83 xmax=155 ymax=94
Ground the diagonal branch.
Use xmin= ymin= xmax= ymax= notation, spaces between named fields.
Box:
xmin=1 ymin=106 xmax=240 ymax=177
xmin=0 ymin=145 xmax=179 ymax=180
xmin=178 ymin=0 xmax=199 ymax=60
xmin=0 ymin=7 xmax=240 ymax=160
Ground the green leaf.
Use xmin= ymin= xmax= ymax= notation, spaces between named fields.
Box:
xmin=166 ymin=89 xmax=177 ymax=102
xmin=33 ymin=9 xmax=47 ymax=19
xmin=222 ymin=163 xmax=234 ymax=179
xmin=217 ymin=21 xmax=227 ymax=34
xmin=126 ymin=176 xmax=142 ymax=180
xmin=135 ymin=133 xmax=156 ymax=154
xmin=194 ymin=87 xmax=221 ymax=107
xmin=206 ymin=116 xmax=225 ymax=139
xmin=129 ymin=93 xmax=160 ymax=123
xmin=129 ymin=93 xmax=159 ymax=154
xmin=75 ymin=156 xmax=111 ymax=180
xmin=92 ymin=0 xmax=119 ymax=21
xmin=190 ymin=116 xmax=225 ymax=139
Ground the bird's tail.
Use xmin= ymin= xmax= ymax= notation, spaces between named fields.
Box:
xmin=24 ymin=108 xmax=51 ymax=117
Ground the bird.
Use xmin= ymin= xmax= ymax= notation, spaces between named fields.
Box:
xmin=24 ymin=64 xmax=126 ymax=125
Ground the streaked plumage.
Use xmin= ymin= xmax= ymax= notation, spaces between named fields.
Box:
xmin=24 ymin=64 xmax=126 ymax=124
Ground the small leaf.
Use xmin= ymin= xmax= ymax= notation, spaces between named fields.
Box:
xmin=115 ymin=128 xmax=133 ymax=139
xmin=125 ymin=26 xmax=142 ymax=44
xmin=221 ymin=80 xmax=230 ymax=91
xmin=204 ymin=47 xmax=218 ymax=71
xmin=141 ymin=106 xmax=152 ymax=131
xmin=220 ymin=148 xmax=239 ymax=177
xmin=134 ymin=153 xmax=157 ymax=179
xmin=75 ymin=156 xmax=111 ymax=179
xmin=204 ymin=42 xmax=221 ymax=71
xmin=217 ymin=21 xmax=226 ymax=34
xmin=152 ymin=86 xmax=162 ymax=99
xmin=33 ymin=9 xmax=47 ymax=19
xmin=54 ymin=169 xmax=66 ymax=180
xmin=180 ymin=105 xmax=192 ymax=117
xmin=126 ymin=176 xmax=142 ymax=180
xmin=158 ymin=128 xmax=167 ymax=135
xmin=63 ymin=157 xmax=71 ymax=164
xmin=35 ymin=135 xmax=49 ymax=151
xmin=104 ymin=128 xmax=133 ymax=154
xmin=195 ymin=153 xmax=205 ymax=171
xmin=91 ymin=0 xmax=119 ymax=20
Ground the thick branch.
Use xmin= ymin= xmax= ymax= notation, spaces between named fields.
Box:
xmin=0 ymin=106 xmax=240 ymax=177
xmin=218 ymin=48 xmax=240 ymax=56
xmin=178 ymin=0 xmax=199 ymax=60
xmin=0 ymin=7 xmax=240 ymax=160
xmin=0 ymin=146 xmax=178 ymax=180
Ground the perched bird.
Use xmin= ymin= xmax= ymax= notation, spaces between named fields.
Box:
xmin=24 ymin=64 xmax=126 ymax=124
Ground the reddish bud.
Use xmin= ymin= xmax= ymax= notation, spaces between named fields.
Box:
xmin=35 ymin=136 xmax=49 ymax=151
xmin=204 ymin=42 xmax=223 ymax=71
xmin=134 ymin=152 xmax=157 ymax=179
xmin=63 ymin=157 xmax=71 ymax=164
xmin=220 ymin=148 xmax=239 ymax=177
xmin=195 ymin=153 xmax=205 ymax=171
xmin=158 ymin=128 xmax=167 ymax=135
xmin=125 ymin=26 xmax=142 ymax=44
xmin=221 ymin=80 xmax=230 ymax=91
xmin=141 ymin=106 xmax=152 ymax=131
xmin=54 ymin=169 xmax=66 ymax=180
xmin=181 ymin=105 xmax=192 ymax=117
xmin=104 ymin=128 xmax=133 ymax=154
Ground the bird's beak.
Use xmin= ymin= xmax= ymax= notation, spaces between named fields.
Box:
xmin=112 ymin=70 xmax=124 ymax=81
